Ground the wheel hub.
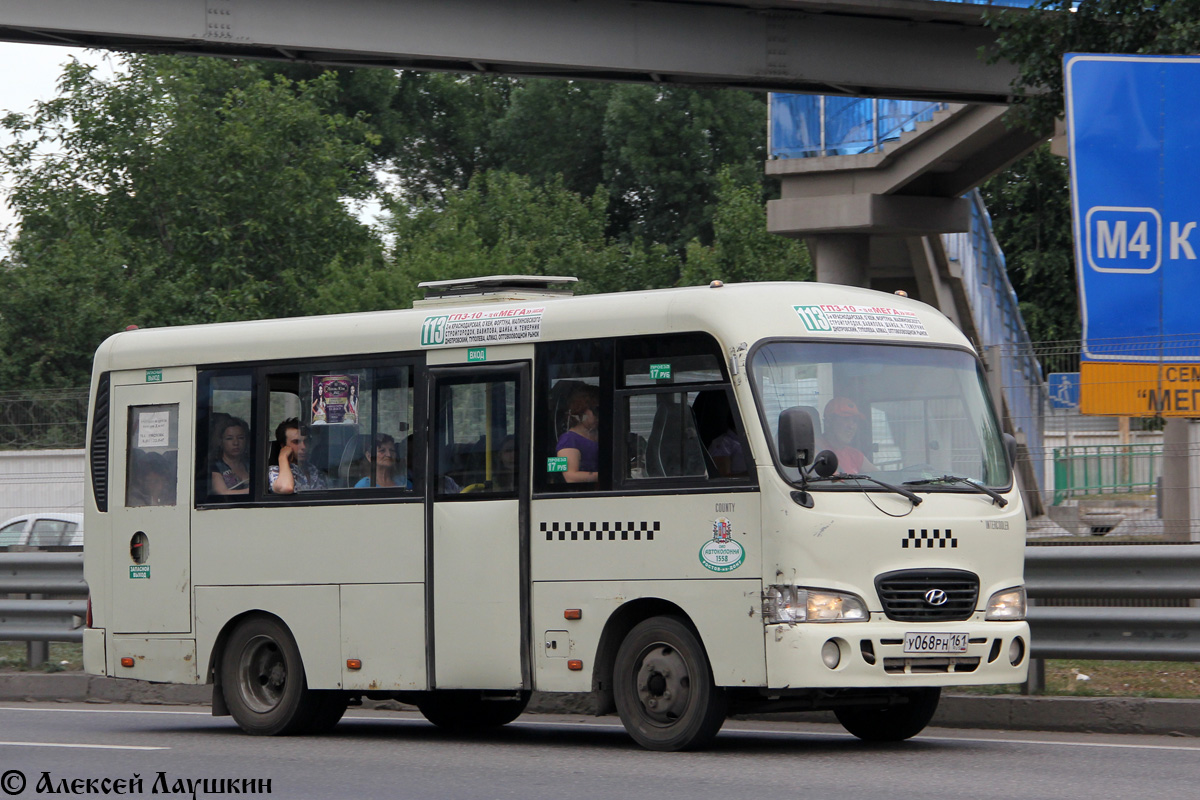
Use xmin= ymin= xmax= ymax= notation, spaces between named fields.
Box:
xmin=635 ymin=644 xmax=690 ymax=724
xmin=239 ymin=635 xmax=287 ymax=713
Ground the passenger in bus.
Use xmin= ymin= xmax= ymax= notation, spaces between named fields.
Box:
xmin=354 ymin=433 xmax=409 ymax=489
xmin=709 ymin=425 xmax=747 ymax=476
xmin=129 ymin=450 xmax=176 ymax=507
xmin=693 ymin=391 xmax=746 ymax=477
xmin=268 ymin=417 xmax=327 ymax=493
xmin=817 ymin=396 xmax=876 ymax=475
xmin=210 ymin=415 xmax=251 ymax=495
xmin=556 ymin=385 xmax=600 ymax=483
xmin=493 ymin=434 xmax=517 ymax=491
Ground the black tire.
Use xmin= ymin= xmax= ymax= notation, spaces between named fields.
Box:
xmin=220 ymin=616 xmax=323 ymax=736
xmin=305 ymin=691 xmax=350 ymax=734
xmin=613 ymin=616 xmax=727 ymax=751
xmin=834 ymin=688 xmax=941 ymax=742
xmin=416 ymin=691 xmax=530 ymax=733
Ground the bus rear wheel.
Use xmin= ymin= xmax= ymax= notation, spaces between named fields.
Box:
xmin=613 ymin=616 xmax=727 ymax=751
xmin=416 ymin=691 xmax=530 ymax=733
xmin=834 ymin=687 xmax=941 ymax=741
xmin=221 ymin=616 xmax=330 ymax=736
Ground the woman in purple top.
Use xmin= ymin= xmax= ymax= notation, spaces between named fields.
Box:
xmin=556 ymin=385 xmax=600 ymax=483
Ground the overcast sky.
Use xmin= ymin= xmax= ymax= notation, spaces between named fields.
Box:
xmin=0 ymin=42 xmax=117 ymax=239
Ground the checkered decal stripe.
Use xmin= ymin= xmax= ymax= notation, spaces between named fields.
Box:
xmin=541 ymin=521 xmax=660 ymax=541
xmin=902 ymin=529 xmax=956 ymax=548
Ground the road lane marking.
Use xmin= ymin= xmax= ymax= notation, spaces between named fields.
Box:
xmin=0 ymin=741 xmax=168 ymax=751
xmin=2 ymin=707 xmax=1196 ymax=753
xmin=0 ymin=706 xmax=210 ymax=716
xmin=508 ymin=719 xmax=1200 ymax=753
xmin=923 ymin=733 xmax=1200 ymax=753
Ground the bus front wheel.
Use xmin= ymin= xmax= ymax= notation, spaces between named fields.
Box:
xmin=834 ymin=687 xmax=941 ymax=741
xmin=613 ymin=616 xmax=727 ymax=751
xmin=221 ymin=616 xmax=336 ymax=736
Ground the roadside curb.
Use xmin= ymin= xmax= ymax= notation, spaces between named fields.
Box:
xmin=0 ymin=673 xmax=210 ymax=706
xmin=2 ymin=674 xmax=1197 ymax=737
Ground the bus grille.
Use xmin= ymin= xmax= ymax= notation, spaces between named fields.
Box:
xmin=883 ymin=657 xmax=980 ymax=674
xmin=874 ymin=569 xmax=978 ymax=622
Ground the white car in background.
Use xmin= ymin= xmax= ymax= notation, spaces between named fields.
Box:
xmin=0 ymin=512 xmax=84 ymax=549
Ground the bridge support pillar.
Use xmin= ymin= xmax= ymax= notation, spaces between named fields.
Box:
xmin=807 ymin=234 xmax=870 ymax=288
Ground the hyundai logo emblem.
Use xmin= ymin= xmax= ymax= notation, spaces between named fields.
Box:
xmin=924 ymin=589 xmax=949 ymax=606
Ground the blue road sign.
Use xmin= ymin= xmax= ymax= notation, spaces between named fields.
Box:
xmin=1066 ymin=54 xmax=1200 ymax=362
xmin=1047 ymin=372 xmax=1080 ymax=410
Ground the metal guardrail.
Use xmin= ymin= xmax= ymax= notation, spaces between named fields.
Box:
xmin=1026 ymin=545 xmax=1200 ymax=661
xmin=0 ymin=552 xmax=87 ymax=651
xmin=2 ymin=548 xmax=1197 ymax=666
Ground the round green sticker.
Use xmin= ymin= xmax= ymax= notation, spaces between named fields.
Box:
xmin=699 ymin=539 xmax=745 ymax=573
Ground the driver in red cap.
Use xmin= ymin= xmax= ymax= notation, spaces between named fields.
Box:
xmin=818 ymin=396 xmax=875 ymax=475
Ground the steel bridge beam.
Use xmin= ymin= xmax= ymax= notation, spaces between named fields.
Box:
xmin=2 ymin=0 xmax=1020 ymax=104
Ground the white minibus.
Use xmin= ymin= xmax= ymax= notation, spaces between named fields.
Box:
xmin=83 ymin=276 xmax=1028 ymax=750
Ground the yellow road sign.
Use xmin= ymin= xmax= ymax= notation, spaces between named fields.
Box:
xmin=1081 ymin=362 xmax=1200 ymax=416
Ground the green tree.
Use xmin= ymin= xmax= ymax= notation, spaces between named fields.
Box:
xmin=386 ymin=72 xmax=515 ymax=201
xmin=979 ymin=144 xmax=1078 ymax=342
xmin=367 ymin=74 xmax=768 ymax=253
xmin=987 ymin=0 xmax=1200 ymax=133
xmin=0 ymin=55 xmax=382 ymax=387
xmin=682 ymin=168 xmax=811 ymax=287
xmin=313 ymin=170 xmax=682 ymax=313
xmin=600 ymin=85 xmax=767 ymax=253
xmin=490 ymin=80 xmax=613 ymax=199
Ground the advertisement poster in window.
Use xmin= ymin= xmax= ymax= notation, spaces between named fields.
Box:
xmin=311 ymin=375 xmax=359 ymax=425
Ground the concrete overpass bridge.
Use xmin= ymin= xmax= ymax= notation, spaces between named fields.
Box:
xmin=3 ymin=0 xmax=1028 ymax=104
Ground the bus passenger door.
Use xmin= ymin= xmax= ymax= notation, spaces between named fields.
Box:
xmin=110 ymin=381 xmax=194 ymax=634
xmin=428 ymin=365 xmax=530 ymax=690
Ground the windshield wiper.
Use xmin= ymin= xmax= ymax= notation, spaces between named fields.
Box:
xmin=808 ymin=472 xmax=923 ymax=506
xmin=902 ymin=475 xmax=1008 ymax=507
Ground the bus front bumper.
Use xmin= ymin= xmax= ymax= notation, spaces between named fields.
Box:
xmin=764 ymin=619 xmax=1031 ymax=689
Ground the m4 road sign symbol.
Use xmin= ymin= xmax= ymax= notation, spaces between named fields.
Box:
xmin=1085 ymin=207 xmax=1161 ymax=273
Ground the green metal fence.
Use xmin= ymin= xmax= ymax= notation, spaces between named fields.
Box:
xmin=1052 ymin=444 xmax=1162 ymax=505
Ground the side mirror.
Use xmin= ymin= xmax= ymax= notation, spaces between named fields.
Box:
xmin=777 ymin=407 xmax=816 ymax=468
xmin=1002 ymin=433 xmax=1018 ymax=469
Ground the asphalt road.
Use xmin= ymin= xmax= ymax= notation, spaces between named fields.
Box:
xmin=1 ymin=703 xmax=1197 ymax=800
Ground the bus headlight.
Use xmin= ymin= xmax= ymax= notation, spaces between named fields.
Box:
xmin=985 ymin=586 xmax=1027 ymax=621
xmin=763 ymin=586 xmax=869 ymax=624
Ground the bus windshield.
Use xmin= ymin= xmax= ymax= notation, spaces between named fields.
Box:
xmin=751 ymin=341 xmax=1009 ymax=489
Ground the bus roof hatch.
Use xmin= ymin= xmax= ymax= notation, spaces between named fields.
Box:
xmin=414 ymin=275 xmax=578 ymax=306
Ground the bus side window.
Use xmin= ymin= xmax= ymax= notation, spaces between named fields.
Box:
xmin=536 ymin=340 xmax=611 ymax=492
xmin=625 ymin=392 xmax=708 ymax=479
xmin=692 ymin=389 xmax=748 ymax=478
xmin=199 ymin=370 xmax=255 ymax=502
xmin=617 ymin=332 xmax=744 ymax=484
xmin=351 ymin=366 xmax=414 ymax=490
xmin=127 ymin=404 xmax=180 ymax=507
